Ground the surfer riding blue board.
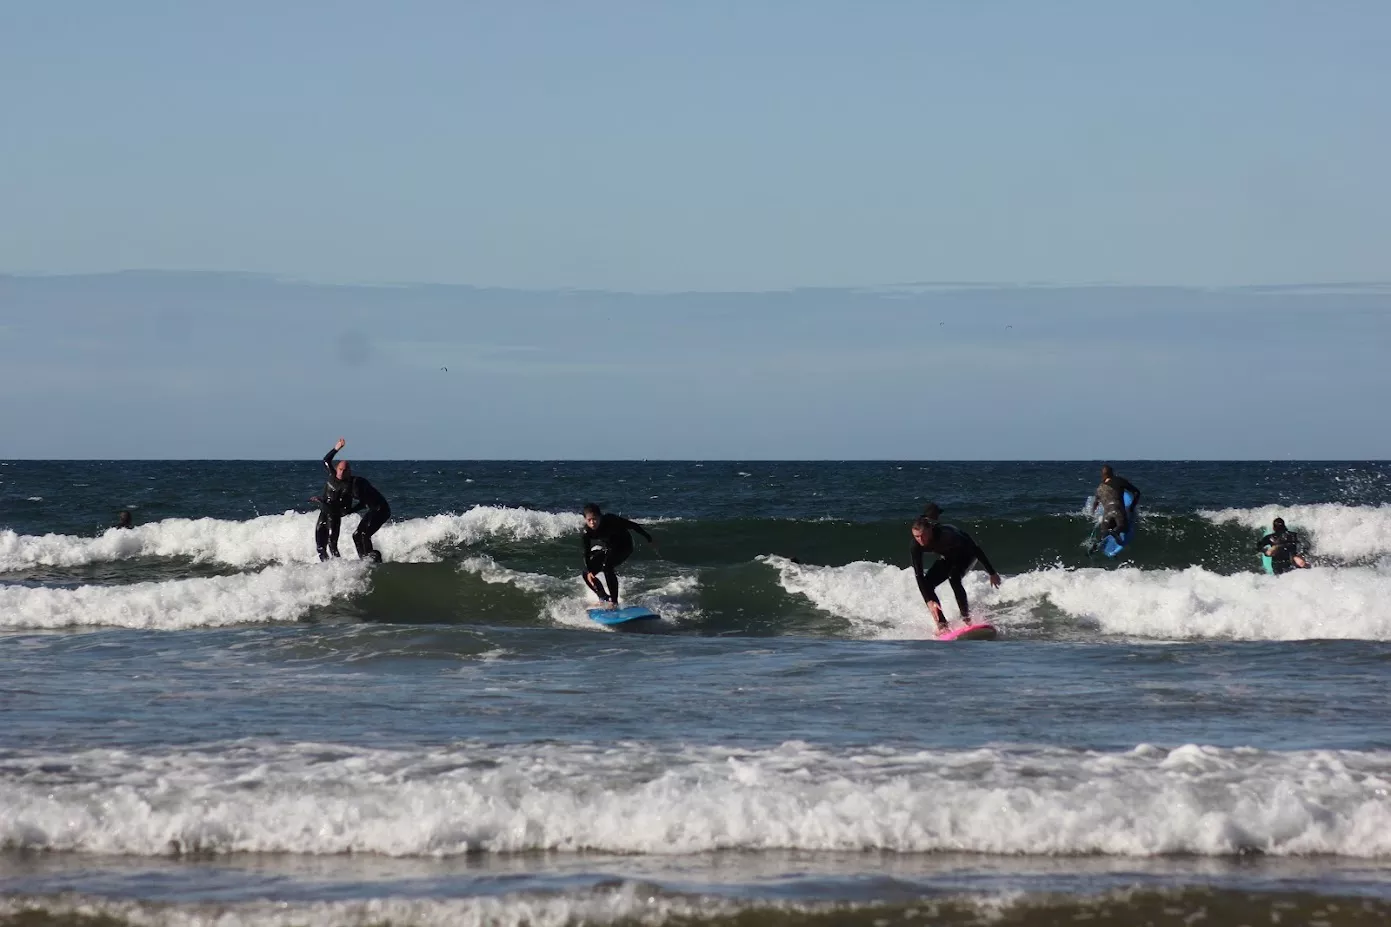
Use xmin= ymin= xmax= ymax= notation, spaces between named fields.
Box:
xmin=1087 ymin=465 xmax=1140 ymax=557
xmin=580 ymin=503 xmax=660 ymax=624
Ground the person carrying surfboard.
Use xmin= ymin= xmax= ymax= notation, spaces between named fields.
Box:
xmin=580 ymin=503 xmax=658 ymax=608
xmin=910 ymin=518 xmax=1001 ymax=632
xmin=1258 ymin=517 xmax=1309 ymax=575
xmin=1087 ymin=465 xmax=1140 ymax=550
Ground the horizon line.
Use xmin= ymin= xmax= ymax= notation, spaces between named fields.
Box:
xmin=5 ymin=268 xmax=1391 ymax=297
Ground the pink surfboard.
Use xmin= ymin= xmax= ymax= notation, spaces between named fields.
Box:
xmin=936 ymin=622 xmax=998 ymax=641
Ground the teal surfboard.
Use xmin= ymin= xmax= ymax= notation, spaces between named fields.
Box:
xmin=585 ymin=606 xmax=660 ymax=627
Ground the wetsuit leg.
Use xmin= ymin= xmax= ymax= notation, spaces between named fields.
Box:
xmin=316 ymin=509 xmax=342 ymax=560
xmin=947 ymin=555 xmax=974 ymax=619
xmin=352 ymin=505 xmax=391 ymax=562
xmin=601 ymin=545 xmax=633 ymax=604
xmin=583 ymin=553 xmax=611 ymax=600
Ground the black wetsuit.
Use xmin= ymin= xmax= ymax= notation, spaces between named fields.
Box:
xmin=1259 ymin=529 xmax=1302 ymax=575
xmin=315 ymin=447 xmax=355 ymax=560
xmin=910 ymin=525 xmax=997 ymax=621
xmin=347 ymin=476 xmax=391 ymax=562
xmin=1094 ymin=476 xmax=1141 ymax=540
xmin=581 ymin=514 xmax=652 ymax=604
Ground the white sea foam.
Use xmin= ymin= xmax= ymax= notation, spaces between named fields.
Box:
xmin=997 ymin=564 xmax=1391 ymax=641
xmin=0 ymin=506 xmax=583 ymax=572
xmin=0 ymin=891 xmax=763 ymax=927
xmin=1201 ymin=503 xmax=1391 ymax=562
xmin=0 ymin=563 xmax=367 ymax=630
xmin=2 ymin=740 xmax=1389 ymax=857
xmin=763 ymin=555 xmax=947 ymax=639
xmin=765 ymin=555 xmax=1391 ymax=641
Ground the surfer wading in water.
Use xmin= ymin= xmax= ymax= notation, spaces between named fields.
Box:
xmin=910 ymin=517 xmax=1001 ymax=633
xmin=580 ymin=503 xmax=659 ymax=609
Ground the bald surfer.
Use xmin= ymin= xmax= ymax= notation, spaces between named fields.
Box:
xmin=310 ymin=438 xmax=391 ymax=562
xmin=910 ymin=517 xmax=1001 ymax=632
xmin=310 ymin=439 xmax=353 ymax=560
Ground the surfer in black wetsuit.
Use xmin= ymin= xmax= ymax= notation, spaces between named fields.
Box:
xmin=580 ymin=503 xmax=659 ymax=608
xmin=1259 ymin=517 xmax=1309 ymax=575
xmin=310 ymin=438 xmax=392 ymax=562
xmin=910 ymin=517 xmax=1001 ymax=632
xmin=115 ymin=510 xmax=134 ymax=530
xmin=346 ymin=470 xmax=391 ymax=563
xmin=310 ymin=439 xmax=353 ymax=560
xmin=1087 ymin=465 xmax=1141 ymax=550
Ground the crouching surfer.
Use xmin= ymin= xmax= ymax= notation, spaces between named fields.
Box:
xmin=580 ymin=503 xmax=659 ymax=608
xmin=910 ymin=517 xmax=1001 ymax=633
xmin=1259 ymin=516 xmax=1309 ymax=575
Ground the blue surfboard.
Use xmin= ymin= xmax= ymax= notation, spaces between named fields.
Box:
xmin=1095 ymin=490 xmax=1138 ymax=558
xmin=585 ymin=605 xmax=661 ymax=627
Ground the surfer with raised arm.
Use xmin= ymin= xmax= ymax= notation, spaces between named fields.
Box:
xmin=310 ymin=438 xmax=354 ymax=560
xmin=1087 ymin=465 xmax=1140 ymax=550
xmin=910 ymin=517 xmax=1001 ymax=632
xmin=309 ymin=438 xmax=391 ymax=562
xmin=1259 ymin=517 xmax=1309 ymax=575
xmin=580 ymin=503 xmax=659 ymax=608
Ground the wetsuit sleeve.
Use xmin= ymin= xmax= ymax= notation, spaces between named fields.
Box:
xmin=972 ymin=543 xmax=999 ymax=576
xmin=1115 ymin=477 xmax=1140 ymax=498
xmin=619 ymin=517 xmax=653 ymax=542
xmin=1257 ymin=533 xmax=1273 ymax=552
xmin=911 ymin=543 xmax=937 ymax=606
xmin=580 ymin=529 xmax=590 ymax=559
xmin=323 ymin=447 xmax=339 ymax=475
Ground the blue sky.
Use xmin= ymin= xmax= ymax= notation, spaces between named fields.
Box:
xmin=1 ymin=5 xmax=1389 ymax=458
xmin=2 ymin=2 xmax=1388 ymax=290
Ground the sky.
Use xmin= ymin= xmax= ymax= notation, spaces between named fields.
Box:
xmin=2 ymin=1 xmax=1389 ymax=291
xmin=1 ymin=4 xmax=1389 ymax=458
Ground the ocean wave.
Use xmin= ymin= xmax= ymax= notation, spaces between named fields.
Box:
xmin=0 ymin=506 xmax=583 ymax=572
xmin=1201 ymin=503 xmax=1391 ymax=562
xmin=0 ymin=563 xmax=367 ymax=630
xmin=459 ymin=555 xmax=704 ymax=630
xmin=997 ymin=564 xmax=1391 ymax=641
xmin=3 ymin=740 xmax=1389 ymax=857
xmin=766 ymin=555 xmax=1391 ymax=642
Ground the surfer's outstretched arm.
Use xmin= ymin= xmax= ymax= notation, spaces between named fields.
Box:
xmin=973 ymin=545 xmax=1002 ymax=587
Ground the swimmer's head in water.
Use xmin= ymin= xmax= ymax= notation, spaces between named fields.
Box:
xmin=583 ymin=503 xmax=602 ymax=529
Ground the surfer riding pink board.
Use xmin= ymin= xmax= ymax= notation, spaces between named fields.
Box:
xmin=909 ymin=505 xmax=1001 ymax=639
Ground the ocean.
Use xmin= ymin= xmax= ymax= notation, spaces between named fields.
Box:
xmin=2 ymin=459 xmax=1390 ymax=926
